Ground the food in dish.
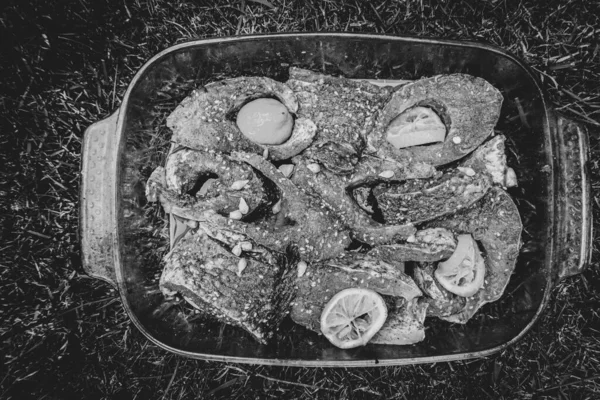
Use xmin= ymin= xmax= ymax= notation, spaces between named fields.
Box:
xmin=421 ymin=187 xmax=523 ymax=323
xmin=160 ymin=231 xmax=296 ymax=344
xmin=368 ymin=73 xmax=504 ymax=166
xmin=236 ymin=98 xmax=294 ymax=145
xmin=168 ymin=76 xmax=317 ymax=160
xmin=147 ymin=67 xmax=522 ymax=349
xmin=320 ymin=288 xmax=388 ymax=349
xmin=369 ymin=135 xmax=514 ymax=225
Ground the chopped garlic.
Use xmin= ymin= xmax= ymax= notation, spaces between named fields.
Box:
xmin=278 ymin=164 xmax=295 ymax=178
xmin=307 ymin=163 xmax=321 ymax=173
xmin=230 ymin=179 xmax=249 ymax=190
xmin=229 ymin=210 xmax=243 ymax=220
xmin=272 ymin=199 xmax=282 ymax=214
xmin=297 ymin=261 xmax=308 ymax=277
xmin=457 ymin=167 xmax=476 ymax=177
xmin=379 ymin=170 xmax=395 ymax=179
xmin=232 ymin=244 xmax=242 ymax=256
xmin=239 ymin=198 xmax=249 ymax=214
xmin=237 ymin=258 xmax=247 ymax=276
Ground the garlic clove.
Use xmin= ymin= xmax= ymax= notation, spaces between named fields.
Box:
xmin=239 ymin=198 xmax=249 ymax=214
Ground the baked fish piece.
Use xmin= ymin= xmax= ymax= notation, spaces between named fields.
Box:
xmin=369 ymin=74 xmax=503 ymax=166
xmin=290 ymin=158 xmax=418 ymax=246
xmin=370 ymin=135 xmax=514 ymax=225
xmin=190 ymin=152 xmax=353 ymax=263
xmin=373 ymin=167 xmax=493 ymax=225
xmin=167 ymin=76 xmax=317 ymax=160
xmin=422 ymin=187 xmax=522 ymax=323
xmin=286 ymin=67 xmax=394 ymax=172
xmin=287 ymin=67 xmax=436 ymax=182
xmin=145 ymin=149 xmax=273 ymax=218
xmin=291 ymin=253 xmax=421 ymax=332
xmin=284 ymin=68 xmax=433 ymax=244
xmin=159 ymin=231 xmax=296 ymax=344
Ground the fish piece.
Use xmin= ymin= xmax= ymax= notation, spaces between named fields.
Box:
xmin=287 ymin=68 xmax=393 ymax=146
xmin=287 ymin=67 xmax=394 ymax=171
xmin=160 ymin=231 xmax=296 ymax=344
xmin=167 ymin=76 xmax=317 ymax=160
xmin=370 ymin=298 xmax=429 ymax=345
xmin=422 ymin=187 xmax=522 ymax=323
xmin=413 ymin=263 xmax=467 ymax=317
xmin=283 ymin=68 xmax=431 ymax=244
xmin=291 ymin=158 xmax=417 ymax=246
xmin=197 ymin=152 xmax=353 ymax=262
xmin=146 ymin=149 xmax=273 ymax=217
xmin=371 ymin=135 xmax=513 ymax=225
xmin=369 ymin=74 xmax=503 ymax=166
xmin=291 ymin=253 xmax=421 ymax=332
xmin=368 ymin=228 xmax=457 ymax=263
xmin=373 ymin=166 xmax=493 ymax=225
xmin=287 ymin=67 xmax=436 ymax=182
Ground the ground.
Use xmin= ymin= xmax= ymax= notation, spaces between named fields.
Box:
xmin=1 ymin=0 xmax=599 ymax=399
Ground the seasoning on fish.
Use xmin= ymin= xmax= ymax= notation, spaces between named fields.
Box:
xmin=160 ymin=231 xmax=296 ymax=344
xmin=370 ymin=74 xmax=503 ymax=166
xmin=167 ymin=76 xmax=317 ymax=160
xmin=422 ymin=187 xmax=522 ymax=323
xmin=291 ymin=253 xmax=421 ymax=332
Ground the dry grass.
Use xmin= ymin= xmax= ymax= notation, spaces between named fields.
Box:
xmin=1 ymin=0 xmax=599 ymax=399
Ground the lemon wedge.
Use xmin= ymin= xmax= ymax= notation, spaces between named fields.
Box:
xmin=386 ymin=106 xmax=446 ymax=149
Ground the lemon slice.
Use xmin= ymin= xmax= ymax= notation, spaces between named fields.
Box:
xmin=320 ymin=288 xmax=388 ymax=349
xmin=434 ymin=234 xmax=485 ymax=297
xmin=236 ymin=98 xmax=294 ymax=145
xmin=386 ymin=106 xmax=446 ymax=149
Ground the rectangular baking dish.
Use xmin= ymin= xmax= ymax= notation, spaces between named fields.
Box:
xmin=80 ymin=33 xmax=592 ymax=366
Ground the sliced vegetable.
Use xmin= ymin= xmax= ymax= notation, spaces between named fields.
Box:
xmin=320 ymin=288 xmax=387 ymax=349
xmin=236 ymin=98 xmax=294 ymax=145
xmin=434 ymin=234 xmax=485 ymax=297
xmin=386 ymin=106 xmax=446 ymax=149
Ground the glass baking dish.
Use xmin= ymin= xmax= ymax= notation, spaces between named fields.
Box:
xmin=80 ymin=33 xmax=592 ymax=366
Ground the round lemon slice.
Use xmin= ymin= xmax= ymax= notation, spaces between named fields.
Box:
xmin=236 ymin=98 xmax=294 ymax=145
xmin=320 ymin=288 xmax=388 ymax=349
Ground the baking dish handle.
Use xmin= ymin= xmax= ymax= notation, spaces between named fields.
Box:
xmin=80 ymin=110 xmax=119 ymax=289
xmin=554 ymin=114 xmax=593 ymax=282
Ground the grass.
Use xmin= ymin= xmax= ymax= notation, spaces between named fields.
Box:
xmin=1 ymin=0 xmax=599 ymax=398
